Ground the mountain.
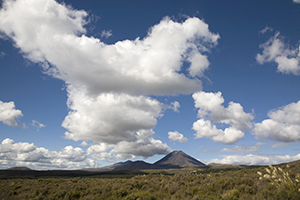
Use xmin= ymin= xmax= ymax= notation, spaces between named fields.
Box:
xmin=84 ymin=150 xmax=205 ymax=171
xmin=154 ymin=150 xmax=205 ymax=168
xmin=6 ymin=167 xmax=32 ymax=171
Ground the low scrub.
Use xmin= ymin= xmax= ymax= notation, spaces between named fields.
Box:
xmin=0 ymin=162 xmax=299 ymax=199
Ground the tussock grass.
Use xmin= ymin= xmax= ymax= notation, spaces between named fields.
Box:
xmin=257 ymin=164 xmax=300 ymax=196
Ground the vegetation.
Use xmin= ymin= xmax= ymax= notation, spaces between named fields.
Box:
xmin=0 ymin=161 xmax=299 ymax=199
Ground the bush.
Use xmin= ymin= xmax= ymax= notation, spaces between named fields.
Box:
xmin=125 ymin=191 xmax=156 ymax=200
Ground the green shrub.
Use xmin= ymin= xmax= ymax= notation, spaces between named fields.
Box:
xmin=221 ymin=189 xmax=239 ymax=200
xmin=65 ymin=190 xmax=81 ymax=200
xmin=125 ymin=191 xmax=156 ymax=200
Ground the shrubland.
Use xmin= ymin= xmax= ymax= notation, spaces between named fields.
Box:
xmin=0 ymin=161 xmax=299 ymax=200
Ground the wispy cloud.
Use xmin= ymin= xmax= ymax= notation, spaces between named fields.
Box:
xmin=256 ymin=32 xmax=300 ymax=75
xmin=0 ymin=51 xmax=5 ymax=58
xmin=271 ymin=143 xmax=289 ymax=149
xmin=220 ymin=145 xmax=260 ymax=153
xmin=101 ymin=30 xmax=112 ymax=38
xmin=259 ymin=26 xmax=273 ymax=34
xmin=208 ymin=153 xmax=300 ymax=165
xmin=170 ymin=101 xmax=180 ymax=113
xmin=31 ymin=120 xmax=45 ymax=131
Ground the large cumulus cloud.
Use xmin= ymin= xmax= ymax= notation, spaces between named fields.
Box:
xmin=192 ymin=91 xmax=254 ymax=144
xmin=0 ymin=0 xmax=219 ymax=95
xmin=0 ymin=0 xmax=219 ymax=159
xmin=253 ymin=100 xmax=300 ymax=142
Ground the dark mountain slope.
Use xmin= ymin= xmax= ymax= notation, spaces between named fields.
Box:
xmin=114 ymin=160 xmax=154 ymax=170
xmin=154 ymin=150 xmax=205 ymax=168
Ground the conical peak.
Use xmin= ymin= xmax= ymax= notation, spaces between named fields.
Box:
xmin=154 ymin=150 xmax=205 ymax=168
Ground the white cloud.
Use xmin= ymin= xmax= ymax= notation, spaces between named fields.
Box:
xmin=0 ymin=0 xmax=219 ymax=96
xmin=259 ymin=26 xmax=273 ymax=34
xmin=31 ymin=120 xmax=45 ymax=131
xmin=170 ymin=101 xmax=180 ymax=112
xmin=61 ymin=89 xmax=172 ymax=159
xmin=220 ymin=145 xmax=260 ymax=153
xmin=193 ymin=91 xmax=253 ymax=130
xmin=256 ymin=32 xmax=300 ymax=75
xmin=0 ymin=0 xmax=219 ymax=160
xmin=111 ymin=131 xmax=172 ymax=159
xmin=0 ymin=138 xmax=96 ymax=170
xmin=168 ymin=131 xmax=188 ymax=143
xmin=101 ymin=30 xmax=112 ymax=38
xmin=0 ymin=51 xmax=5 ymax=58
xmin=253 ymin=100 xmax=300 ymax=142
xmin=63 ymin=90 xmax=163 ymax=143
xmin=192 ymin=91 xmax=254 ymax=144
xmin=188 ymin=52 xmax=210 ymax=77
xmin=293 ymin=0 xmax=300 ymax=3
xmin=271 ymin=143 xmax=289 ymax=149
xmin=193 ymin=119 xmax=244 ymax=145
xmin=0 ymin=100 xmax=23 ymax=127
xmin=207 ymin=153 xmax=300 ymax=165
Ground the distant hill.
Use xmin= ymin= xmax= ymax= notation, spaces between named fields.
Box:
xmin=6 ymin=167 xmax=32 ymax=171
xmin=86 ymin=160 xmax=154 ymax=172
xmin=84 ymin=150 xmax=205 ymax=171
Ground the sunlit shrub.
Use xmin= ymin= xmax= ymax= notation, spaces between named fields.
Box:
xmin=124 ymin=191 xmax=156 ymax=200
xmin=221 ymin=188 xmax=240 ymax=200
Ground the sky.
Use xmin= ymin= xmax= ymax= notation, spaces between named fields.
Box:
xmin=0 ymin=0 xmax=300 ymax=170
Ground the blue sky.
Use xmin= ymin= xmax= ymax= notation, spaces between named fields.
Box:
xmin=0 ymin=0 xmax=300 ymax=170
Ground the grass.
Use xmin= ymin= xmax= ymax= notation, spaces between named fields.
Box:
xmin=0 ymin=162 xmax=299 ymax=199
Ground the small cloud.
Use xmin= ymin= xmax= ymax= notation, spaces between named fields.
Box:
xmin=271 ymin=143 xmax=289 ymax=149
xmin=168 ymin=131 xmax=188 ymax=143
xmin=220 ymin=145 xmax=260 ymax=153
xmin=293 ymin=0 xmax=300 ymax=3
xmin=259 ymin=26 xmax=273 ymax=34
xmin=256 ymin=142 xmax=264 ymax=146
xmin=21 ymin=123 xmax=28 ymax=129
xmin=31 ymin=120 xmax=45 ymax=131
xmin=80 ymin=141 xmax=89 ymax=146
xmin=170 ymin=101 xmax=180 ymax=112
xmin=0 ymin=52 xmax=6 ymax=58
xmin=0 ymin=100 xmax=23 ymax=127
xmin=101 ymin=30 xmax=112 ymax=38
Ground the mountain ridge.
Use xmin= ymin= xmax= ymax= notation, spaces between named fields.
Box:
xmin=84 ymin=150 xmax=205 ymax=171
